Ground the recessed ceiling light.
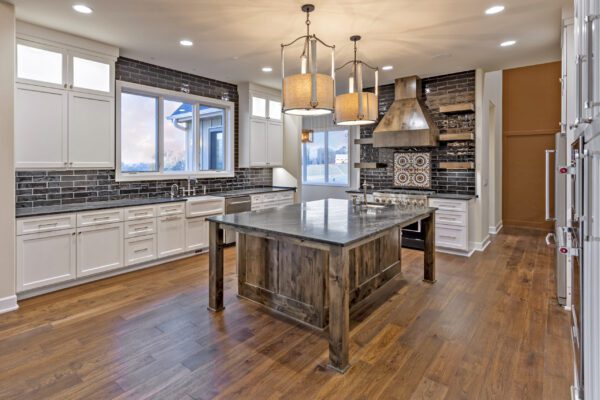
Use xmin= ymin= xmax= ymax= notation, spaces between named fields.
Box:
xmin=500 ymin=40 xmax=516 ymax=47
xmin=72 ymin=4 xmax=93 ymax=14
xmin=382 ymin=65 xmax=394 ymax=71
xmin=180 ymin=40 xmax=193 ymax=47
xmin=262 ymin=67 xmax=273 ymax=73
xmin=485 ymin=5 xmax=505 ymax=15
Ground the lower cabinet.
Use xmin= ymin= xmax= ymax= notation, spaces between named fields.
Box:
xmin=157 ymin=214 xmax=186 ymax=258
xmin=186 ymin=217 xmax=208 ymax=251
xmin=428 ymin=198 xmax=470 ymax=254
xmin=77 ymin=222 xmax=124 ymax=277
xmin=16 ymin=228 xmax=77 ymax=292
xmin=124 ymin=235 xmax=157 ymax=266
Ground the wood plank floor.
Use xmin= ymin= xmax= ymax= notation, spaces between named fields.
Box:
xmin=0 ymin=227 xmax=572 ymax=399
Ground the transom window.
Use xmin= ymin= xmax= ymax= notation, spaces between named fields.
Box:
xmin=116 ymin=81 xmax=234 ymax=181
xmin=302 ymin=129 xmax=349 ymax=186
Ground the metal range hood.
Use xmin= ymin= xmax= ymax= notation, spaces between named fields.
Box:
xmin=373 ymin=76 xmax=439 ymax=147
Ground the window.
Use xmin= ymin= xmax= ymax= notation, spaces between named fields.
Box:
xmin=72 ymin=56 xmax=111 ymax=93
xmin=117 ymin=81 xmax=234 ymax=181
xmin=302 ymin=129 xmax=349 ymax=186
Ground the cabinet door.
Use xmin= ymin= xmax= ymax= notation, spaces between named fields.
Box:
xmin=250 ymin=119 xmax=268 ymax=167
xmin=266 ymin=121 xmax=283 ymax=167
xmin=157 ymin=215 xmax=186 ymax=258
xmin=250 ymin=93 xmax=268 ymax=119
xmin=77 ymin=223 xmax=124 ymax=277
xmin=16 ymin=40 xmax=66 ymax=89
xmin=124 ymin=235 xmax=157 ymax=266
xmin=17 ymin=229 xmax=76 ymax=292
xmin=186 ymin=217 xmax=208 ymax=251
xmin=15 ymin=84 xmax=68 ymax=169
xmin=69 ymin=52 xmax=114 ymax=96
xmin=68 ymin=92 xmax=115 ymax=168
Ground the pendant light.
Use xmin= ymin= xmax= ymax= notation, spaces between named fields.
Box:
xmin=335 ymin=35 xmax=379 ymax=125
xmin=281 ymin=4 xmax=336 ymax=116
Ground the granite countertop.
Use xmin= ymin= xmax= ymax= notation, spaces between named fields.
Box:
xmin=207 ymin=198 xmax=435 ymax=247
xmin=345 ymin=189 xmax=475 ymax=200
xmin=16 ymin=186 xmax=297 ymax=218
xmin=210 ymin=187 xmax=296 ymax=198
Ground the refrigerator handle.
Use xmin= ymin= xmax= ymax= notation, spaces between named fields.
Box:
xmin=545 ymin=149 xmax=556 ymax=221
xmin=585 ymin=15 xmax=599 ymax=111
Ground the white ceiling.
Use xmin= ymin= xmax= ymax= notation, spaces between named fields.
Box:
xmin=9 ymin=0 xmax=568 ymax=89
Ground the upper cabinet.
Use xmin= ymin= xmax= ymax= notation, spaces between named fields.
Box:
xmin=238 ymin=83 xmax=284 ymax=168
xmin=14 ymin=24 xmax=118 ymax=170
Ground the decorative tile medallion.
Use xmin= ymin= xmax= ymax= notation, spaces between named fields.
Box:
xmin=394 ymin=152 xmax=431 ymax=188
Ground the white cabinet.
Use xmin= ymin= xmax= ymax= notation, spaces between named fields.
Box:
xmin=77 ymin=223 xmax=124 ymax=277
xmin=428 ymin=198 xmax=471 ymax=255
xmin=238 ymin=83 xmax=284 ymax=168
xmin=251 ymin=191 xmax=295 ymax=211
xmin=124 ymin=235 xmax=157 ymax=266
xmin=186 ymin=217 xmax=208 ymax=251
xmin=16 ymin=228 xmax=77 ymax=292
xmin=68 ymin=92 xmax=115 ymax=168
xmin=14 ymin=37 xmax=116 ymax=169
xmin=15 ymin=84 xmax=68 ymax=169
xmin=157 ymin=215 xmax=186 ymax=258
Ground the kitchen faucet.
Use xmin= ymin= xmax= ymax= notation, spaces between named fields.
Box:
xmin=182 ymin=177 xmax=197 ymax=197
xmin=170 ymin=183 xmax=179 ymax=198
xmin=362 ymin=180 xmax=374 ymax=205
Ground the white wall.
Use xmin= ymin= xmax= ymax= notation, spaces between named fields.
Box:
xmin=484 ymin=71 xmax=503 ymax=234
xmin=273 ymin=114 xmax=302 ymax=201
xmin=0 ymin=1 xmax=17 ymax=313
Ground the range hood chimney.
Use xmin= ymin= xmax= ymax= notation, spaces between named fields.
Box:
xmin=373 ymin=76 xmax=438 ymax=147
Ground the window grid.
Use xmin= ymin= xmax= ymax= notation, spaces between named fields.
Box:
xmin=302 ymin=129 xmax=349 ymax=187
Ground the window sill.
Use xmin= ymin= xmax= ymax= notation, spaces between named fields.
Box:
xmin=116 ymin=171 xmax=235 ymax=182
xmin=302 ymin=182 xmax=350 ymax=188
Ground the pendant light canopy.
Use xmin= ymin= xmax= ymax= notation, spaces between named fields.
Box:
xmin=335 ymin=36 xmax=379 ymax=126
xmin=281 ymin=4 xmax=336 ymax=116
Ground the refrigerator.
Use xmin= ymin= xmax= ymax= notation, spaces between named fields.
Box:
xmin=545 ymin=132 xmax=571 ymax=308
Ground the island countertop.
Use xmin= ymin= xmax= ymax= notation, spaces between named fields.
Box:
xmin=207 ymin=198 xmax=435 ymax=247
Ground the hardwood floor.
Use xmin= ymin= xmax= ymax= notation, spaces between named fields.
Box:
xmin=0 ymin=227 xmax=572 ymax=399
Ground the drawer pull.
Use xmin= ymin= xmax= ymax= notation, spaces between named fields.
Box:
xmin=163 ymin=216 xmax=181 ymax=221
xmin=134 ymin=212 xmax=148 ymax=216
xmin=134 ymin=248 xmax=149 ymax=253
xmin=93 ymin=216 xmax=111 ymax=221
xmin=134 ymin=227 xmax=149 ymax=231
xmin=164 ymin=208 xmax=180 ymax=213
xmin=440 ymin=235 xmax=457 ymax=240
xmin=38 ymin=222 xmax=58 ymax=228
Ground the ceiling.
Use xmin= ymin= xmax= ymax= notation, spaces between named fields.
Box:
xmin=9 ymin=0 xmax=568 ymax=89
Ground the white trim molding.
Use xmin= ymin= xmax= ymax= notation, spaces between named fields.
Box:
xmin=489 ymin=221 xmax=503 ymax=235
xmin=470 ymin=235 xmax=491 ymax=253
xmin=0 ymin=295 xmax=18 ymax=314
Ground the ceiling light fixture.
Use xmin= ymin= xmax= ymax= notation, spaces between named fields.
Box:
xmin=281 ymin=4 xmax=336 ymax=116
xmin=180 ymin=40 xmax=193 ymax=47
xmin=335 ymin=35 xmax=378 ymax=126
xmin=262 ymin=67 xmax=273 ymax=73
xmin=72 ymin=4 xmax=93 ymax=14
xmin=382 ymin=65 xmax=394 ymax=71
xmin=500 ymin=40 xmax=516 ymax=47
xmin=485 ymin=5 xmax=505 ymax=15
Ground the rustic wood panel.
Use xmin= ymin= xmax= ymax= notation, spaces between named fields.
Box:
xmin=208 ymin=221 xmax=224 ymax=312
xmin=243 ymin=234 xmax=278 ymax=292
xmin=0 ymin=228 xmax=572 ymax=399
xmin=328 ymin=245 xmax=350 ymax=373
xmin=503 ymin=61 xmax=561 ymax=230
xmin=377 ymin=228 xmax=400 ymax=271
xmin=277 ymin=241 xmax=326 ymax=308
xmin=439 ymin=102 xmax=475 ymax=113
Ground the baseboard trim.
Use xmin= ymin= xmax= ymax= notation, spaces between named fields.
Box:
xmin=436 ymin=248 xmax=476 ymax=257
xmin=0 ymin=295 xmax=19 ymax=314
xmin=470 ymin=235 xmax=491 ymax=253
xmin=489 ymin=221 xmax=503 ymax=235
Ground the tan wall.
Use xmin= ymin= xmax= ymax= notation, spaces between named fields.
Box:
xmin=0 ymin=1 xmax=16 ymax=310
xmin=502 ymin=62 xmax=561 ymax=230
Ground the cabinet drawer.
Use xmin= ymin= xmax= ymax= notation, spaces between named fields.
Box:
xmin=435 ymin=211 xmax=466 ymax=227
xmin=124 ymin=205 xmax=156 ymax=221
xmin=277 ymin=191 xmax=294 ymax=201
xmin=124 ymin=218 xmax=156 ymax=238
xmin=186 ymin=199 xmax=224 ymax=218
xmin=436 ymin=225 xmax=468 ymax=251
xmin=262 ymin=193 xmax=279 ymax=202
xmin=157 ymin=202 xmax=185 ymax=216
xmin=429 ymin=198 xmax=468 ymax=212
xmin=17 ymin=214 xmax=76 ymax=235
xmin=251 ymin=194 xmax=264 ymax=204
xmin=77 ymin=209 xmax=123 ymax=227
xmin=124 ymin=235 xmax=157 ymax=266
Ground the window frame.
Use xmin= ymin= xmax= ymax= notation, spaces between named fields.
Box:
xmin=301 ymin=128 xmax=350 ymax=187
xmin=116 ymin=81 xmax=235 ymax=182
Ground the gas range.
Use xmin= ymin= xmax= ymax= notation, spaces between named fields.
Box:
xmin=372 ymin=189 xmax=434 ymax=208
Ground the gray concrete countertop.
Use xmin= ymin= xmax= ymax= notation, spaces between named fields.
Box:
xmin=208 ymin=199 xmax=435 ymax=247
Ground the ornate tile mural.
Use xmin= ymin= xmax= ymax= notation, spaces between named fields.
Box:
xmin=394 ymin=152 xmax=431 ymax=188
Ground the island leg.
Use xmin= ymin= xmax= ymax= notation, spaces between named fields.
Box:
xmin=422 ymin=212 xmax=436 ymax=283
xmin=208 ymin=221 xmax=225 ymax=312
xmin=328 ymin=245 xmax=350 ymax=373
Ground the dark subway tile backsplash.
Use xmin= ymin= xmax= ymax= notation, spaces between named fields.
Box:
xmin=360 ymin=70 xmax=476 ymax=196
xmin=16 ymin=57 xmax=273 ymax=209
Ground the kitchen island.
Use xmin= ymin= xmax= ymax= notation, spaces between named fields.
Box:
xmin=207 ymin=199 xmax=436 ymax=373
